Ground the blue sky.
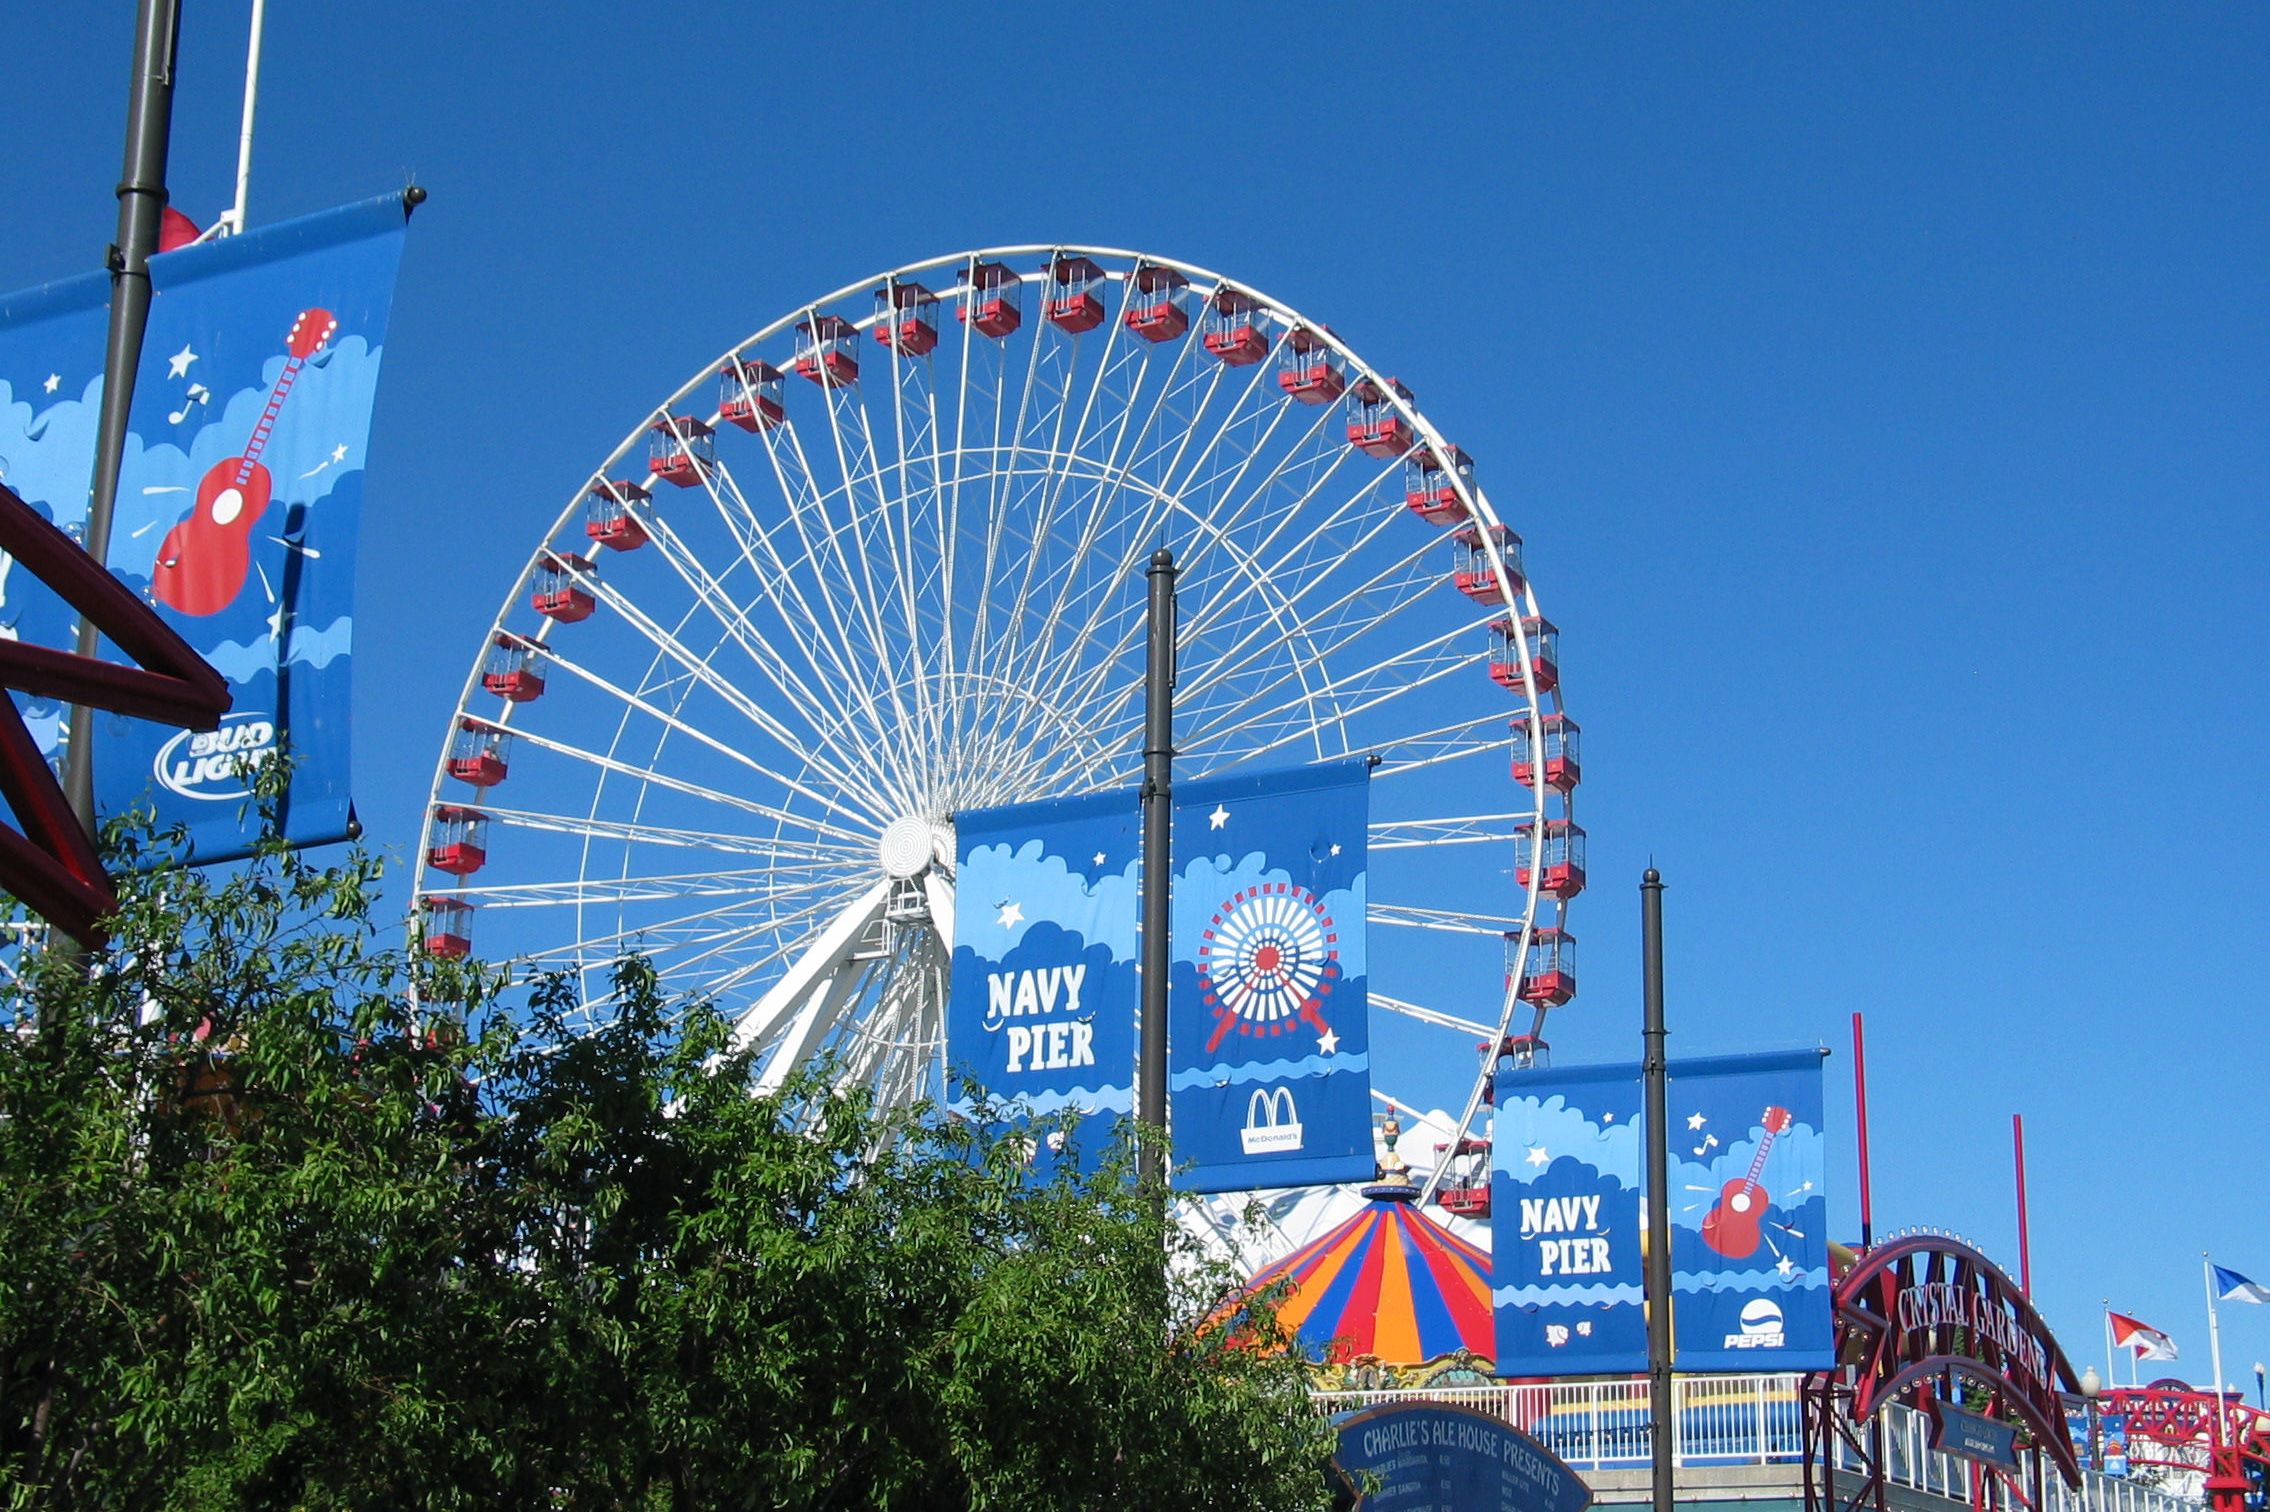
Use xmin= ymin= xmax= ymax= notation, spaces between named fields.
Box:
xmin=5 ymin=5 xmax=2265 ymax=1381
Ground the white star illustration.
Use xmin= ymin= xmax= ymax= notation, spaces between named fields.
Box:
xmin=42 ymin=373 xmax=60 ymax=394
xmin=329 ymin=443 xmax=349 ymax=463
xmin=166 ymin=343 xmax=198 ymax=379
xmin=996 ymin=901 xmax=1023 ymax=928
xmin=1317 ymin=1026 xmax=1339 ymax=1055
xmin=1776 ymin=1255 xmax=1796 ymax=1278
xmin=1525 ymin=1145 xmax=1548 ymax=1168
xmin=1602 ymin=1111 xmax=1617 ymax=1122
xmin=265 ymin=603 xmax=289 ymax=640
xmin=1328 ymin=842 xmax=1342 ymax=856
xmin=1687 ymin=1112 xmax=1707 ymax=1130
xmin=1208 ymin=803 xmax=1229 ymax=830
xmin=1092 ymin=851 xmax=1106 ymax=867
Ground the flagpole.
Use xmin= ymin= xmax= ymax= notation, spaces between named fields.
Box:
xmin=2104 ymin=1302 xmax=2116 ymax=1391
xmin=2207 ymin=1253 xmax=2228 ymax=1429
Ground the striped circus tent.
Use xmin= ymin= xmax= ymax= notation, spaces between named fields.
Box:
xmin=1241 ymin=1184 xmax=1493 ymax=1367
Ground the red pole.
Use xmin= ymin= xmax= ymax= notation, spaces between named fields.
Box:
xmin=1852 ymin=1013 xmax=1874 ymax=1249
xmin=2014 ymin=1114 xmax=2031 ymax=1296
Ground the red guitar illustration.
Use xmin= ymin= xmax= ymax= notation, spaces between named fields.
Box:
xmin=1700 ymin=1105 xmax=1793 ymax=1259
xmin=151 ymin=307 xmax=337 ymax=617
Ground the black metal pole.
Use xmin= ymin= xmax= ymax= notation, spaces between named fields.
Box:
xmin=1137 ymin=549 xmax=1176 ymax=1187
xmin=65 ymin=0 xmax=183 ymax=838
xmin=1642 ymin=866 xmax=1675 ymax=1512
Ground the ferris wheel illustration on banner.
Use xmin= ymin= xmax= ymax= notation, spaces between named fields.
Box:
xmin=411 ymin=246 xmax=1583 ymax=1237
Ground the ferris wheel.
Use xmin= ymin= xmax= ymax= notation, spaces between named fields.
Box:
xmin=411 ymin=246 xmax=1582 ymax=1236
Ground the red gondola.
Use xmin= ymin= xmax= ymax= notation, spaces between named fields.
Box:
xmin=1124 ymin=264 xmax=1190 ymax=342
xmin=1510 ymin=713 xmax=1581 ymax=793
xmin=957 ymin=259 xmax=1022 ymax=338
xmin=1346 ymin=375 xmax=1415 ymax=458
xmin=1436 ymin=1183 xmax=1491 ymax=1219
xmin=1490 ymin=1033 xmax=1551 ymax=1067
xmin=1405 ymin=445 xmax=1475 ymax=525
xmin=532 ymin=553 xmax=596 ymax=623
xmin=792 ymin=314 xmax=859 ymax=386
xmin=585 ymin=480 xmax=651 ymax=551
xmin=873 ymin=280 xmax=940 ymax=356
xmin=1515 ymin=819 xmax=1587 ymax=900
xmin=446 ymin=719 xmax=511 ymax=788
xmin=1487 ymin=616 xmax=1558 ymax=694
xmin=481 ymin=632 xmax=545 ymax=703
xmin=1278 ymin=326 xmax=1346 ymax=405
xmin=718 ymin=356 xmax=784 ymax=432
xmin=1434 ymin=1135 xmax=1490 ymax=1158
xmin=1201 ymin=289 xmax=1269 ymax=366
xmin=648 ymin=418 xmax=714 ymax=488
xmin=1508 ymin=927 xmax=1577 ymax=1007
xmin=1045 ymin=255 xmax=1106 ymax=334
xmin=1451 ymin=524 xmax=1523 ymax=601
xmin=426 ymin=805 xmax=489 ymax=877
xmin=425 ymin=896 xmax=474 ymax=959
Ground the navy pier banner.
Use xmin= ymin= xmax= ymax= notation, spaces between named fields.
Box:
xmin=1492 ymin=1049 xmax=1833 ymax=1376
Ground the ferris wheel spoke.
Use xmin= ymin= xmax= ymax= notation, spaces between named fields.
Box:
xmin=1369 ymin=815 xmax=1524 ymax=850
xmin=1372 ymin=992 xmax=1498 ymax=1041
xmin=693 ymin=455 xmax=890 ymax=735
xmin=1369 ymin=903 xmax=1525 ymax=937
xmin=848 ymin=362 xmax=945 ymax=768
xmin=525 ymin=628 xmax=887 ymax=831
xmin=497 ymin=719 xmax=872 ymax=844
xmin=439 ymin=865 xmax=848 ymax=911
xmin=1366 ymin=709 xmax=1526 ymax=776
xmin=570 ymin=544 xmax=909 ymax=817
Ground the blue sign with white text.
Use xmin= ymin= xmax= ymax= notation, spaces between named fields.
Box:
xmin=0 ymin=196 xmax=410 ymax=862
xmin=1169 ymin=760 xmax=1373 ymax=1193
xmin=948 ymin=788 xmax=1140 ymax=1170
xmin=1333 ymin=1401 xmax=1594 ymax=1512
xmin=1490 ymin=1061 xmax=1650 ymax=1375
xmin=1493 ymin=1049 xmax=1832 ymax=1376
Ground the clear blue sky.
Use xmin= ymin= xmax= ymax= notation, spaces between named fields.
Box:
xmin=7 ymin=5 xmax=2265 ymax=1382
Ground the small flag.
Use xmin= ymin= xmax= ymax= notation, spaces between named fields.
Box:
xmin=2214 ymin=1265 xmax=2270 ymax=1305
xmin=2108 ymin=1310 xmax=2179 ymax=1361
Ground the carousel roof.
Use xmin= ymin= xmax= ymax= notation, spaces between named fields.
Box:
xmin=1243 ymin=1182 xmax=1493 ymax=1366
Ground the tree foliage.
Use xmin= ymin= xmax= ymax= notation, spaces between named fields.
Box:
xmin=0 ymin=818 xmax=1333 ymax=1509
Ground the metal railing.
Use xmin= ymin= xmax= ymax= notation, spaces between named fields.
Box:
xmin=1311 ymin=1373 xmax=2199 ymax=1512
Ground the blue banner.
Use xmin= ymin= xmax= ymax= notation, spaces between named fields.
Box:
xmin=1492 ymin=1050 xmax=1832 ymax=1376
xmin=1490 ymin=1060 xmax=1650 ymax=1375
xmin=948 ymin=788 xmax=1140 ymax=1170
xmin=0 ymin=196 xmax=409 ymax=861
xmin=1933 ymin=1404 xmax=2022 ymax=1472
xmin=1666 ymin=1050 xmax=1832 ymax=1371
xmin=1169 ymin=760 xmax=1373 ymax=1193
xmin=1333 ymin=1401 xmax=1594 ymax=1512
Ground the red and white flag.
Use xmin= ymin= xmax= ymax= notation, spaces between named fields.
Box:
xmin=2108 ymin=1310 xmax=2179 ymax=1361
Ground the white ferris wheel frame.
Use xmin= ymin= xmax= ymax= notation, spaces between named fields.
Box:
xmin=409 ymin=245 xmax=1573 ymax=1201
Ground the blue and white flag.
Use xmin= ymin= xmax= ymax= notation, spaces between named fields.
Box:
xmin=0 ymin=196 xmax=411 ymax=861
xmin=1168 ymin=760 xmax=1373 ymax=1193
xmin=2215 ymin=1265 xmax=2270 ymax=1304
xmin=947 ymin=788 xmax=1140 ymax=1172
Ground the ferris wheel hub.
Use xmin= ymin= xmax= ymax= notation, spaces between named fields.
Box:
xmin=878 ymin=815 xmax=945 ymax=880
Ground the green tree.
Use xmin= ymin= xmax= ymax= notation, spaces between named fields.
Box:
xmin=0 ymin=815 xmax=1333 ymax=1509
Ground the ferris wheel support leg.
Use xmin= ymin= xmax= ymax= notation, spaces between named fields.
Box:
xmin=734 ymin=880 xmax=890 ymax=1080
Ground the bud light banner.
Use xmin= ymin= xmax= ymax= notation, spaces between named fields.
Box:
xmin=1493 ymin=1049 xmax=1831 ymax=1376
xmin=1491 ymin=1060 xmax=1650 ymax=1376
xmin=0 ymin=195 xmax=410 ymax=861
xmin=947 ymin=788 xmax=1140 ymax=1170
xmin=1169 ymin=760 xmax=1373 ymax=1193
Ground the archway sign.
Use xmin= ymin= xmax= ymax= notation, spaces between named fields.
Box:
xmin=1805 ymin=1233 xmax=2085 ymax=1512
xmin=1333 ymin=1401 xmax=1594 ymax=1512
